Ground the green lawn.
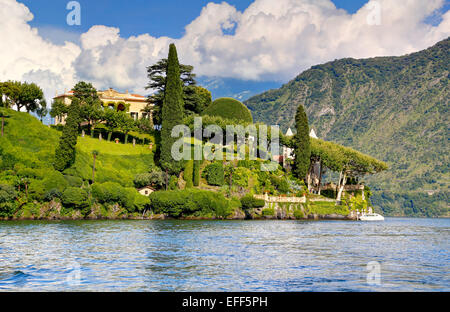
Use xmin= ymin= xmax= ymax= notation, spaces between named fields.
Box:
xmin=78 ymin=136 xmax=154 ymax=155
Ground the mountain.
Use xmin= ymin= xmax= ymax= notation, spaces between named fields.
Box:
xmin=245 ymin=38 xmax=449 ymax=217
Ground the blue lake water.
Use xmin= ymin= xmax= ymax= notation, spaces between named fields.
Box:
xmin=0 ymin=218 xmax=448 ymax=291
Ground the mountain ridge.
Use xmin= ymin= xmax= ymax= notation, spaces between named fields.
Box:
xmin=245 ymin=37 xmax=449 ymax=217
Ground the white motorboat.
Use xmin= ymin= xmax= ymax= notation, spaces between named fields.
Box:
xmin=359 ymin=213 xmax=385 ymax=221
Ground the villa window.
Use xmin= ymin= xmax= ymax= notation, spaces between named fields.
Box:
xmin=130 ymin=112 xmax=138 ymax=120
xmin=141 ymin=113 xmax=148 ymax=119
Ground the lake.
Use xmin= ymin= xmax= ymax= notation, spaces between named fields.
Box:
xmin=0 ymin=218 xmax=448 ymax=291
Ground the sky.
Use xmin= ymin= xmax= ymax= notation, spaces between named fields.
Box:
xmin=1 ymin=0 xmax=449 ymax=105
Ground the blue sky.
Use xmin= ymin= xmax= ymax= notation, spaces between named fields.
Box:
xmin=14 ymin=0 xmax=375 ymax=100
xmin=20 ymin=0 xmax=369 ymax=43
xmin=3 ymin=0 xmax=449 ymax=105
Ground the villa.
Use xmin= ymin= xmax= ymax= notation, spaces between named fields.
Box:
xmin=53 ymin=88 xmax=151 ymax=125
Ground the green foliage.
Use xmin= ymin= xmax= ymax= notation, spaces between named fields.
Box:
xmin=203 ymin=97 xmax=253 ymax=123
xmin=293 ymin=208 xmax=305 ymax=219
xmin=133 ymin=169 xmax=164 ymax=189
xmin=184 ymin=159 xmax=194 ymax=188
xmin=61 ymin=187 xmax=89 ymax=209
xmin=193 ymin=160 xmax=201 ymax=186
xmin=169 ymin=175 xmax=178 ymax=190
xmin=91 ymin=182 xmax=141 ymax=212
xmin=262 ymin=207 xmax=275 ymax=216
xmin=149 ymin=188 xmax=232 ymax=218
xmin=54 ymin=98 xmax=81 ymax=171
xmin=160 ymin=44 xmax=185 ymax=174
xmin=293 ymin=104 xmax=310 ymax=180
xmin=203 ymin=162 xmax=224 ymax=186
xmin=0 ymin=81 xmax=45 ymax=113
xmin=146 ymin=57 xmax=197 ymax=125
xmin=240 ymin=194 xmax=265 ymax=209
xmin=245 ymin=38 xmax=449 ymax=216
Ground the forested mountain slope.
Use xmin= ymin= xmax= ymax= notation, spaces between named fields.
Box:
xmin=245 ymin=38 xmax=449 ymax=217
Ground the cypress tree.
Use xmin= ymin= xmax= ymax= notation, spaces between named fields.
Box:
xmin=184 ymin=159 xmax=194 ymax=188
xmin=160 ymin=43 xmax=185 ymax=175
xmin=54 ymin=98 xmax=81 ymax=171
xmin=193 ymin=160 xmax=200 ymax=187
xmin=293 ymin=104 xmax=311 ymax=180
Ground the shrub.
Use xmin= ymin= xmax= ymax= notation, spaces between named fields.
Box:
xmin=61 ymin=187 xmax=89 ymax=209
xmin=193 ymin=160 xmax=200 ymax=186
xmin=64 ymin=175 xmax=83 ymax=187
xmin=91 ymin=182 xmax=142 ymax=212
xmin=134 ymin=194 xmax=151 ymax=212
xmin=294 ymin=209 xmax=305 ymax=219
xmin=262 ymin=208 xmax=275 ymax=216
xmin=203 ymin=98 xmax=253 ymax=123
xmin=203 ymin=162 xmax=224 ymax=186
xmin=150 ymin=189 xmax=231 ymax=218
xmin=43 ymin=171 xmax=69 ymax=192
xmin=169 ymin=175 xmax=178 ymax=190
xmin=184 ymin=160 xmax=194 ymax=188
xmin=44 ymin=188 xmax=62 ymax=202
xmin=240 ymin=194 xmax=265 ymax=209
xmin=0 ymin=184 xmax=16 ymax=203
xmin=133 ymin=170 xmax=165 ymax=189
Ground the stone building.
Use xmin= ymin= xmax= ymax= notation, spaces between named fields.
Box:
xmin=53 ymin=88 xmax=151 ymax=125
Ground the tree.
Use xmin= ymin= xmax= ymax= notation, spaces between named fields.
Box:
xmin=92 ymin=150 xmax=99 ymax=183
xmin=50 ymin=98 xmax=69 ymax=123
xmin=184 ymin=160 xmax=194 ymax=188
xmin=72 ymin=82 xmax=104 ymax=136
xmin=54 ymin=98 xmax=82 ymax=171
xmin=0 ymin=108 xmax=10 ymax=137
xmin=72 ymin=81 xmax=99 ymax=102
xmin=184 ymin=85 xmax=212 ymax=114
xmin=1 ymin=81 xmax=45 ymax=113
xmin=193 ymin=160 xmax=201 ymax=186
xmin=117 ymin=113 xmax=135 ymax=144
xmin=160 ymin=43 xmax=185 ymax=176
xmin=145 ymin=57 xmax=197 ymax=125
xmin=35 ymin=100 xmax=48 ymax=122
xmin=293 ymin=104 xmax=311 ymax=181
xmin=104 ymin=109 xmax=120 ymax=141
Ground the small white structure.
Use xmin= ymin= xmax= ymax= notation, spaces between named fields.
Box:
xmin=138 ymin=186 xmax=155 ymax=196
xmin=309 ymin=128 xmax=318 ymax=139
xmin=282 ymin=128 xmax=295 ymax=169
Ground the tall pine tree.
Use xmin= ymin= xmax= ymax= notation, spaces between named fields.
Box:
xmin=293 ymin=104 xmax=311 ymax=181
xmin=160 ymin=44 xmax=185 ymax=175
xmin=54 ymin=98 xmax=81 ymax=171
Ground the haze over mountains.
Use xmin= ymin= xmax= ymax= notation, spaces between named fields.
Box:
xmin=245 ymin=38 xmax=449 ymax=217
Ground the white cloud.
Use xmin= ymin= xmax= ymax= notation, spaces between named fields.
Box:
xmin=0 ymin=0 xmax=449 ymax=102
xmin=0 ymin=0 xmax=80 ymax=100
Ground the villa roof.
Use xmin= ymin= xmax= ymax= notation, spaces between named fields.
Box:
xmin=53 ymin=88 xmax=146 ymax=102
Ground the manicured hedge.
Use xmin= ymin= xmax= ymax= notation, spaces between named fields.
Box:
xmin=203 ymin=162 xmax=224 ymax=186
xmin=61 ymin=187 xmax=89 ymax=209
xmin=184 ymin=160 xmax=194 ymax=188
xmin=91 ymin=182 xmax=149 ymax=212
xmin=202 ymin=97 xmax=253 ymax=123
xmin=240 ymin=194 xmax=265 ymax=210
xmin=193 ymin=160 xmax=200 ymax=187
xmin=149 ymin=189 xmax=232 ymax=218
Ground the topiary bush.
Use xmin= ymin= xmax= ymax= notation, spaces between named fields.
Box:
xmin=202 ymin=97 xmax=253 ymax=123
xmin=184 ymin=160 xmax=194 ymax=188
xmin=203 ymin=162 xmax=224 ymax=186
xmin=61 ymin=187 xmax=89 ymax=209
xmin=240 ymin=194 xmax=265 ymax=209
xmin=193 ymin=160 xmax=200 ymax=187
xmin=149 ymin=189 xmax=232 ymax=218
